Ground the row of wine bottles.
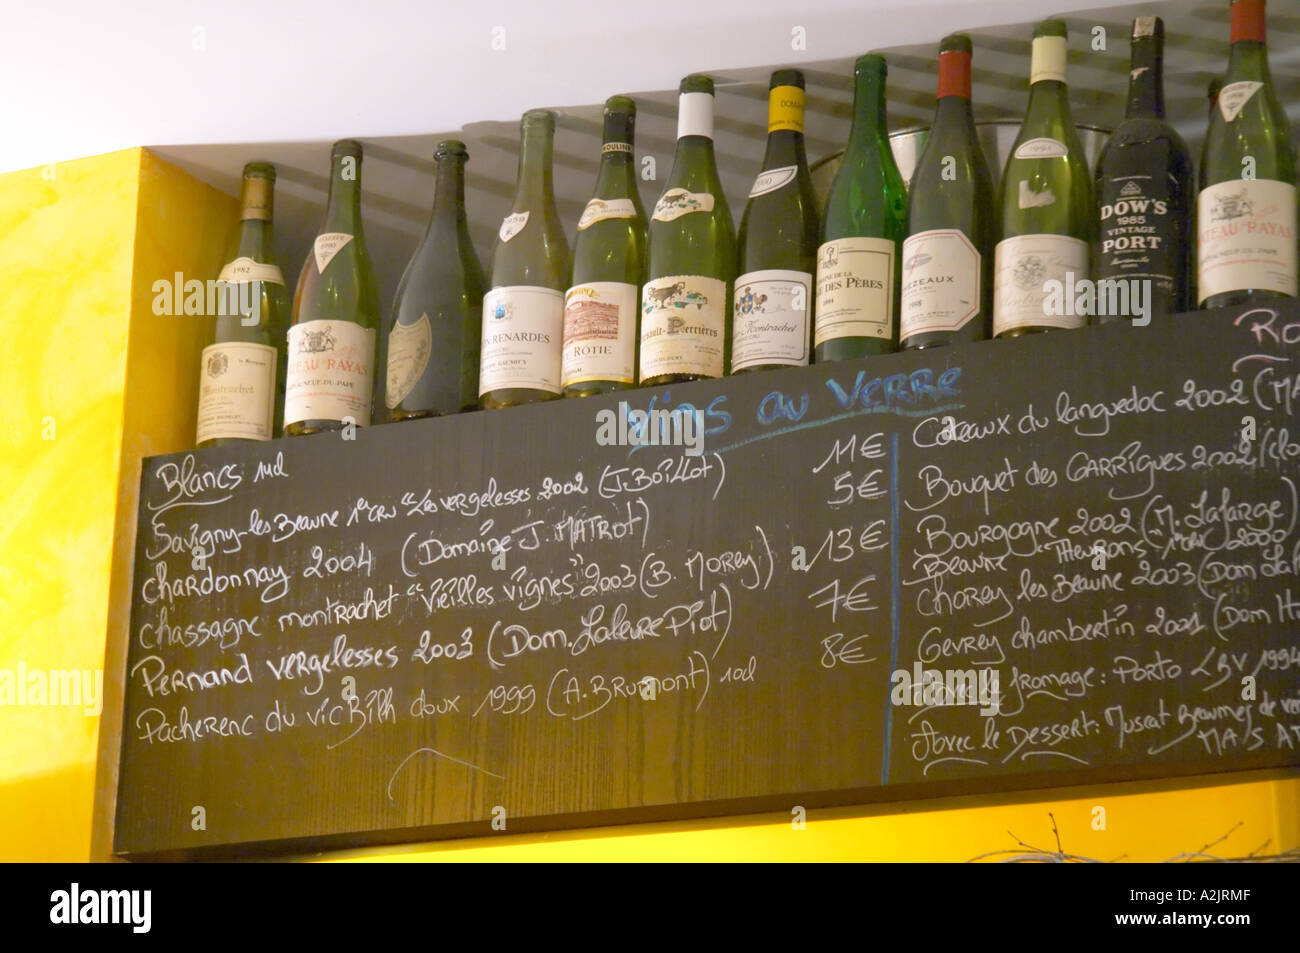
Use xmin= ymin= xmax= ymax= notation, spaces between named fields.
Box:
xmin=194 ymin=0 xmax=1296 ymax=445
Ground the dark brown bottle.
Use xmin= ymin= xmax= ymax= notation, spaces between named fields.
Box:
xmin=1093 ymin=16 xmax=1192 ymax=320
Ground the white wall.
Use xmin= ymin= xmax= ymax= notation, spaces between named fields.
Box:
xmin=1 ymin=0 xmax=1152 ymax=174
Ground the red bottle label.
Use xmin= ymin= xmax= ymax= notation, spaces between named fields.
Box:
xmin=1230 ymin=0 xmax=1266 ymax=44
xmin=937 ymin=50 xmax=972 ymax=100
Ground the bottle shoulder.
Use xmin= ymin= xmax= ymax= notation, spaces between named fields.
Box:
xmin=1104 ymin=117 xmax=1189 ymax=153
xmin=737 ymin=187 xmax=820 ymax=269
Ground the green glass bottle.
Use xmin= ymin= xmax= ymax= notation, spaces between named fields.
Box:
xmin=480 ymin=110 xmax=571 ymax=408
xmin=284 ymin=140 xmax=381 ymax=435
xmin=386 ymin=141 xmax=485 ymax=419
xmin=815 ymin=54 xmax=906 ymax=362
xmin=641 ymin=75 xmax=736 ymax=386
xmin=732 ymin=70 xmax=819 ymax=373
xmin=1197 ymin=0 xmax=1296 ymax=309
xmin=196 ymin=162 xmax=289 ymax=447
xmin=901 ymin=35 xmax=994 ymax=348
xmin=563 ymin=96 xmax=647 ymax=397
xmin=993 ymin=20 xmax=1094 ymax=337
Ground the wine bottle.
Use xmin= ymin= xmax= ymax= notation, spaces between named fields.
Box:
xmin=386 ymin=141 xmax=485 ymax=419
xmin=732 ymin=69 xmax=819 ymax=372
xmin=993 ymin=20 xmax=1094 ymax=337
xmin=901 ymin=35 xmax=994 ymax=348
xmin=1093 ymin=16 xmax=1193 ymax=319
xmin=284 ymin=140 xmax=381 ymax=435
xmin=815 ymin=54 xmax=906 ymax=362
xmin=641 ymin=75 xmax=736 ymax=386
xmin=196 ymin=162 xmax=289 ymax=447
xmin=563 ymin=96 xmax=647 ymax=397
xmin=480 ymin=110 xmax=571 ymax=408
xmin=1197 ymin=0 xmax=1297 ymax=309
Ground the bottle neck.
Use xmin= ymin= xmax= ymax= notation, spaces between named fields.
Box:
xmin=933 ymin=93 xmax=975 ymax=130
xmin=1025 ymin=78 xmax=1071 ymax=125
xmin=323 ymin=161 xmax=362 ymax=233
xmin=669 ymin=136 xmax=718 ymax=191
xmin=234 ymin=175 xmax=274 ymax=257
xmin=670 ymin=91 xmax=716 ymax=175
xmin=594 ymin=142 xmax=636 ymax=197
xmin=931 ymin=48 xmax=976 ymax=138
xmin=1025 ymin=34 xmax=1070 ymax=124
xmin=846 ymin=70 xmax=888 ymax=150
xmin=1226 ymin=38 xmax=1271 ymax=83
xmin=762 ymin=129 xmax=806 ymax=171
xmin=428 ymin=157 xmax=468 ymax=235
xmin=235 ymin=218 xmax=272 ymax=259
xmin=1126 ymin=35 xmax=1165 ymax=119
xmin=1227 ymin=0 xmax=1270 ymax=83
xmin=595 ymin=107 xmax=636 ymax=198
xmin=514 ymin=127 xmax=555 ymax=210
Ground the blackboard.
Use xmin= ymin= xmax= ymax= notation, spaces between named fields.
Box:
xmin=115 ymin=300 xmax=1300 ymax=858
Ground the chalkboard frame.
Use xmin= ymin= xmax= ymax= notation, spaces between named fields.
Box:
xmin=114 ymin=300 xmax=1300 ymax=860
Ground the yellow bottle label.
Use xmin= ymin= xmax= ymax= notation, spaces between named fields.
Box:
xmin=769 ymin=85 xmax=804 ymax=133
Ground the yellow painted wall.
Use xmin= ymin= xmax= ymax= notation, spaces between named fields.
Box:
xmin=91 ymin=150 xmax=239 ymax=860
xmin=0 ymin=150 xmax=142 ymax=862
xmin=0 ymin=149 xmax=1294 ymax=862
xmin=0 ymin=149 xmax=236 ymax=862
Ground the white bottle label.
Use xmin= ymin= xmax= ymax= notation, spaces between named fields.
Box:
xmin=313 ymin=233 xmax=353 ymax=273
xmin=992 ymin=234 xmax=1089 ymax=333
xmin=562 ymin=282 xmax=637 ymax=387
xmin=814 ymin=237 xmax=896 ymax=345
xmin=748 ymin=166 xmax=797 ymax=198
xmin=385 ymin=312 xmax=432 ymax=409
xmin=1197 ymin=179 xmax=1298 ymax=302
xmin=218 ymin=257 xmax=285 ymax=285
xmin=1013 ymin=137 xmax=1069 ymax=160
xmin=1029 ymin=35 xmax=1067 ymax=85
xmin=1218 ymin=81 xmax=1263 ymax=123
xmin=677 ymin=92 xmax=714 ymax=139
xmin=640 ymin=275 xmax=726 ymax=379
xmin=499 ymin=211 xmax=530 ymax=243
xmin=652 ymin=189 xmax=715 ymax=222
xmin=900 ymin=230 xmax=981 ymax=339
xmin=577 ymin=198 xmax=637 ymax=230
xmin=196 ymin=342 xmax=277 ymax=443
xmin=731 ymin=269 xmax=811 ymax=370
xmin=284 ymin=320 xmax=374 ymax=426
xmin=480 ymin=286 xmax=564 ymax=394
